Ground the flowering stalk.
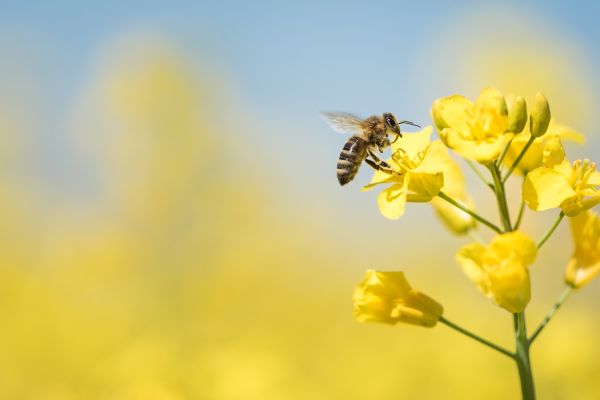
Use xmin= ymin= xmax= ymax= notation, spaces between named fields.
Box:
xmin=489 ymin=163 xmax=512 ymax=231
xmin=348 ymin=87 xmax=597 ymax=400
xmin=493 ymin=148 xmax=536 ymax=399
xmin=514 ymin=313 xmax=535 ymax=400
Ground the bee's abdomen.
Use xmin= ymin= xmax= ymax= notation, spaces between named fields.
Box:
xmin=337 ymin=136 xmax=367 ymax=186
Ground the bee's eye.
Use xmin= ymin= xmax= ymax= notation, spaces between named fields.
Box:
xmin=386 ymin=117 xmax=395 ymax=127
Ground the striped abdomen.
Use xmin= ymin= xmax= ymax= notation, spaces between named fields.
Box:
xmin=337 ymin=136 xmax=368 ymax=185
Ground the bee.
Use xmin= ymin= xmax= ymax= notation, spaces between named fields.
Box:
xmin=321 ymin=111 xmax=420 ymax=185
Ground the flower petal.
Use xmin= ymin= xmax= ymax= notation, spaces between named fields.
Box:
xmin=442 ymin=128 xmax=511 ymax=163
xmin=487 ymin=260 xmax=531 ymax=313
xmin=353 ymin=270 xmax=443 ymax=327
xmin=411 ymin=140 xmax=452 ymax=174
xmin=407 ymin=173 xmax=444 ymax=201
xmin=476 ymin=87 xmax=508 ymax=116
xmin=377 ymin=177 xmax=409 ymax=220
xmin=541 ymin=136 xmax=566 ymax=168
xmin=489 ymin=231 xmax=537 ymax=266
xmin=392 ymin=126 xmax=432 ymax=158
xmin=565 ymin=210 xmax=600 ymax=287
xmin=588 ymin=171 xmax=600 ymax=186
xmin=431 ymin=95 xmax=473 ymax=133
xmin=391 ymin=290 xmax=444 ymax=327
xmin=456 ymin=243 xmax=491 ymax=297
xmin=547 ymin=121 xmax=585 ymax=144
xmin=362 ymin=170 xmax=401 ymax=191
xmin=523 ymin=168 xmax=575 ymax=211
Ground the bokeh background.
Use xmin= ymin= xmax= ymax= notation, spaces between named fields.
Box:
xmin=1 ymin=1 xmax=599 ymax=399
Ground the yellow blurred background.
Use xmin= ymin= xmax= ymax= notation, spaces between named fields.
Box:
xmin=0 ymin=2 xmax=599 ymax=399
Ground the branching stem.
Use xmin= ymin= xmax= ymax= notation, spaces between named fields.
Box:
xmin=537 ymin=212 xmax=565 ymax=249
xmin=529 ymin=286 xmax=574 ymax=343
xmin=440 ymin=317 xmax=514 ymax=359
xmin=437 ymin=191 xmax=502 ymax=233
xmin=503 ymin=136 xmax=535 ymax=184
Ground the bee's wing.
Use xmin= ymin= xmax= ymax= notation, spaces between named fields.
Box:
xmin=320 ymin=111 xmax=363 ymax=135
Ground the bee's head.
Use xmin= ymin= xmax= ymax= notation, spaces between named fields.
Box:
xmin=383 ymin=112 xmax=402 ymax=145
xmin=383 ymin=113 xmax=401 ymax=136
xmin=383 ymin=112 xmax=421 ymax=144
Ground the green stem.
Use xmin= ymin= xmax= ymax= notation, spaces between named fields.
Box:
xmin=514 ymin=200 xmax=526 ymax=230
xmin=489 ymin=164 xmax=512 ymax=232
xmin=439 ymin=316 xmax=514 ymax=359
xmin=503 ymin=136 xmax=535 ymax=184
xmin=514 ymin=313 xmax=536 ymax=400
xmin=497 ymin=135 xmax=515 ymax=169
xmin=437 ymin=191 xmax=502 ymax=233
xmin=537 ymin=212 xmax=565 ymax=249
xmin=529 ymin=285 xmax=573 ymax=343
xmin=466 ymin=159 xmax=494 ymax=191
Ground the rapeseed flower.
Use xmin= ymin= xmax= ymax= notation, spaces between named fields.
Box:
xmin=522 ymin=137 xmax=600 ymax=216
xmin=432 ymin=87 xmax=511 ymax=164
xmin=456 ymin=232 xmax=537 ymax=313
xmin=353 ymin=270 xmax=443 ymax=327
xmin=362 ymin=126 xmax=451 ymax=220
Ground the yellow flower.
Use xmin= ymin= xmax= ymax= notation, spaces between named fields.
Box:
xmin=565 ymin=210 xmax=600 ymax=288
xmin=432 ymin=87 xmax=512 ymax=164
xmin=430 ymin=157 xmax=476 ymax=235
xmin=362 ymin=126 xmax=451 ymax=220
xmin=522 ymin=137 xmax=600 ymax=216
xmin=353 ymin=270 xmax=443 ymax=327
xmin=456 ymin=232 xmax=537 ymax=313
xmin=502 ymin=121 xmax=584 ymax=176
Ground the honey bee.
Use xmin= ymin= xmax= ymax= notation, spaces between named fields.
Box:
xmin=321 ymin=111 xmax=420 ymax=185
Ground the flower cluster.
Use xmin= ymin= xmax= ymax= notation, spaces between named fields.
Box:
xmin=354 ymin=87 xmax=597 ymax=319
xmin=347 ymin=87 xmax=599 ymax=398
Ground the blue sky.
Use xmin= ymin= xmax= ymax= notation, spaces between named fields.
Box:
xmin=3 ymin=1 xmax=599 ymax=119
xmin=1 ymin=0 xmax=600 ymax=220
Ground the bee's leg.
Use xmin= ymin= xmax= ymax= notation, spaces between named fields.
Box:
xmin=366 ymin=151 xmax=396 ymax=175
xmin=378 ymin=138 xmax=391 ymax=152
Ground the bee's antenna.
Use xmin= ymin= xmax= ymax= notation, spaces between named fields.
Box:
xmin=398 ymin=120 xmax=421 ymax=128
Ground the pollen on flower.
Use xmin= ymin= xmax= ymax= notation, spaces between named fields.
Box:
xmin=571 ymin=159 xmax=597 ymax=189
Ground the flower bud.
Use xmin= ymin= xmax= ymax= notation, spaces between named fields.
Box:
xmin=529 ymin=93 xmax=551 ymax=137
xmin=353 ymin=270 xmax=443 ymax=327
xmin=507 ymin=96 xmax=527 ymax=133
